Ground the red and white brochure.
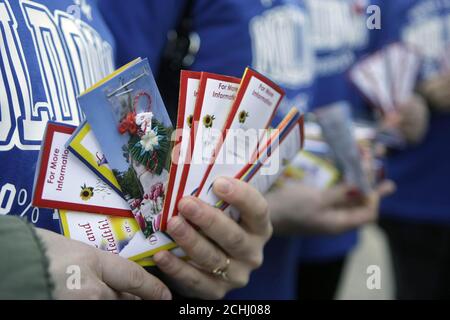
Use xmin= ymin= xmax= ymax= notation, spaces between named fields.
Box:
xmin=385 ymin=43 xmax=421 ymax=106
xmin=243 ymin=115 xmax=304 ymax=192
xmin=160 ymin=71 xmax=201 ymax=231
xmin=195 ymin=67 xmax=285 ymax=207
xmin=161 ymin=72 xmax=241 ymax=229
xmin=32 ymin=122 xmax=132 ymax=218
xmin=223 ymin=111 xmax=305 ymax=217
xmin=349 ymin=43 xmax=421 ymax=115
xmin=350 ymin=51 xmax=395 ymax=114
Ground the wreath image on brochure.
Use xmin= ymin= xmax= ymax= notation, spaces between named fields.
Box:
xmin=113 ymin=89 xmax=172 ymax=237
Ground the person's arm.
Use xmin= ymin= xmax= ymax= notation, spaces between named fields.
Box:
xmin=0 ymin=216 xmax=53 ymax=299
xmin=0 ymin=216 xmax=172 ymax=300
xmin=9 ymin=177 xmax=271 ymax=300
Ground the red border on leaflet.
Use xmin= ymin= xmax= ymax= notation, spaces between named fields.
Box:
xmin=168 ymin=72 xmax=241 ymax=223
xmin=33 ymin=122 xmax=133 ymax=218
xmin=160 ymin=70 xmax=201 ymax=231
xmin=193 ymin=67 xmax=286 ymax=199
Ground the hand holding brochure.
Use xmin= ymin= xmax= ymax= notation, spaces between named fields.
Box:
xmin=349 ymin=43 xmax=422 ymax=149
xmin=32 ymin=58 xmax=305 ymax=262
xmin=350 ymin=43 xmax=422 ymax=114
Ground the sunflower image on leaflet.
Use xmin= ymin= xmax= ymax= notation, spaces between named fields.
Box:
xmin=187 ymin=114 xmax=193 ymax=128
xmin=203 ymin=114 xmax=215 ymax=128
xmin=239 ymin=110 xmax=249 ymax=124
xmin=80 ymin=184 xmax=94 ymax=201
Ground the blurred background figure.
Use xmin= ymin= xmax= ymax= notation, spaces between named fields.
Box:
xmin=371 ymin=0 xmax=450 ymax=300
xmin=295 ymin=0 xmax=373 ymax=300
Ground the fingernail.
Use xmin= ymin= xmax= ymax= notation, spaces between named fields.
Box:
xmin=179 ymin=199 xmax=200 ymax=219
xmin=167 ymin=217 xmax=186 ymax=237
xmin=214 ymin=177 xmax=233 ymax=195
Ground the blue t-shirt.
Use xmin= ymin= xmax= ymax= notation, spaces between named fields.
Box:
xmin=101 ymin=0 xmax=315 ymax=118
xmin=0 ymin=0 xmax=116 ymax=232
xmin=374 ymin=0 xmax=450 ymax=224
xmin=307 ymin=0 xmax=370 ymax=110
xmin=100 ymin=0 xmax=314 ymax=300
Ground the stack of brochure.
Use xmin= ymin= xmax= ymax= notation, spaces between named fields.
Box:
xmin=349 ymin=43 xmax=422 ymax=148
xmin=32 ymin=58 xmax=304 ymax=265
xmin=281 ymin=119 xmax=381 ymax=195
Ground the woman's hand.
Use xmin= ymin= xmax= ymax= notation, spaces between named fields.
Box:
xmin=396 ymin=94 xmax=430 ymax=145
xmin=153 ymin=177 xmax=272 ymax=299
xmin=36 ymin=228 xmax=171 ymax=300
xmin=381 ymin=94 xmax=429 ymax=145
xmin=419 ymin=73 xmax=450 ymax=112
xmin=267 ymin=180 xmax=395 ymax=236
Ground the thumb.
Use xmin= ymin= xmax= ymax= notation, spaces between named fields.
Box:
xmin=99 ymin=251 xmax=172 ymax=300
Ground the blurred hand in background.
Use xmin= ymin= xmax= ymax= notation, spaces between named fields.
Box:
xmin=419 ymin=73 xmax=450 ymax=112
xmin=267 ymin=180 xmax=396 ymax=236
xmin=381 ymin=93 xmax=430 ymax=145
